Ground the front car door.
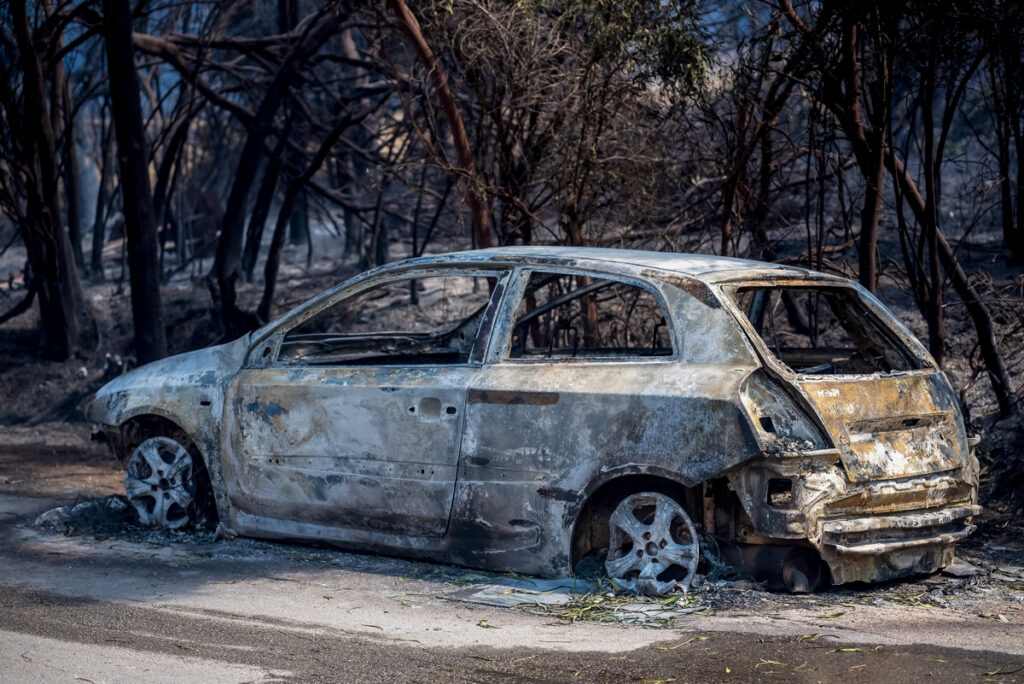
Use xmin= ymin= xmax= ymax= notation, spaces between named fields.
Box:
xmin=222 ymin=266 xmax=508 ymax=537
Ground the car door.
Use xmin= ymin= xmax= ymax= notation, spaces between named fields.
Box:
xmin=222 ymin=267 xmax=507 ymax=537
xmin=460 ymin=268 xmax=706 ymax=490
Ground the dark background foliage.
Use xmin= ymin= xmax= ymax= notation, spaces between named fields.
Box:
xmin=0 ymin=0 xmax=1022 ymax=494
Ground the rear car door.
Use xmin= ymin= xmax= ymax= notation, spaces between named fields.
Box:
xmin=459 ymin=268 xmax=707 ymax=484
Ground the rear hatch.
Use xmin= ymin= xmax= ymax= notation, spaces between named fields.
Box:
xmin=726 ymin=283 xmax=968 ymax=482
xmin=798 ymin=373 xmax=965 ymax=482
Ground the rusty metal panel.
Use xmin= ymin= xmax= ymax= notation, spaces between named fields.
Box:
xmin=222 ymin=365 xmax=478 ymax=537
xmin=797 ymin=373 xmax=967 ymax=482
xmin=461 ymin=362 xmax=758 ymax=489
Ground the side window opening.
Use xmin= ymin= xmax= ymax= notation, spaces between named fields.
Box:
xmin=508 ymin=271 xmax=672 ymax=360
xmin=279 ymin=274 xmax=499 ymax=366
xmin=732 ymin=286 xmax=921 ymax=375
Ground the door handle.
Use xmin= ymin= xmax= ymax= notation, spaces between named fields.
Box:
xmin=408 ymin=397 xmax=458 ymax=420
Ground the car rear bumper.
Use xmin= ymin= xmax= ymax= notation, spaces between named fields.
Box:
xmin=819 ymin=504 xmax=981 ymax=584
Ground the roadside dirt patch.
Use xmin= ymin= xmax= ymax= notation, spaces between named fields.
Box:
xmin=0 ymin=422 xmax=121 ymax=500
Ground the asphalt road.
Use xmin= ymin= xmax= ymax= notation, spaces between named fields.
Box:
xmin=4 ymin=577 xmax=1024 ymax=683
xmin=0 ymin=492 xmax=1022 ymax=683
xmin=0 ymin=431 xmax=1022 ymax=684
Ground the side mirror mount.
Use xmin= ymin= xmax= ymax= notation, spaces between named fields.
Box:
xmin=246 ymin=335 xmax=281 ymax=369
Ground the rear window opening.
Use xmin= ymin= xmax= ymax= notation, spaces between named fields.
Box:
xmin=731 ymin=286 xmax=922 ymax=375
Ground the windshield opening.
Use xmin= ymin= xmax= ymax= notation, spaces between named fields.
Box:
xmin=731 ymin=286 xmax=922 ymax=375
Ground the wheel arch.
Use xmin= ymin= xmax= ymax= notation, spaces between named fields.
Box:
xmin=569 ymin=469 xmax=701 ymax=569
xmin=115 ymin=412 xmax=195 ymax=462
xmin=115 ymin=412 xmax=221 ymax=526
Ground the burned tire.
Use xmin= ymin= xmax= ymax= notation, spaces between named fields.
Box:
xmin=604 ymin=491 xmax=699 ymax=596
xmin=125 ymin=436 xmax=209 ymax=529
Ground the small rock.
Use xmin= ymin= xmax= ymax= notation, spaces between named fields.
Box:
xmin=993 ymin=566 xmax=1024 ymax=581
xmin=35 ymin=496 xmax=134 ymax=533
xmin=35 ymin=506 xmax=71 ymax=528
xmin=980 ymin=612 xmax=1010 ymax=623
xmin=943 ymin=560 xmax=982 ymax=578
xmin=214 ymin=522 xmax=239 ymax=541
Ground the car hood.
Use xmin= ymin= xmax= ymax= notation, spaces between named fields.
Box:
xmin=89 ymin=336 xmax=250 ymax=424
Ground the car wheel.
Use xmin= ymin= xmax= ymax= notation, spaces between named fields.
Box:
xmin=125 ymin=436 xmax=202 ymax=529
xmin=604 ymin=491 xmax=699 ymax=596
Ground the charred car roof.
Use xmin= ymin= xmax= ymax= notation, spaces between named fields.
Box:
xmin=398 ymin=246 xmax=827 ymax=282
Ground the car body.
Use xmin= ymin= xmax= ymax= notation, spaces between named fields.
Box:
xmin=89 ymin=247 xmax=980 ymax=593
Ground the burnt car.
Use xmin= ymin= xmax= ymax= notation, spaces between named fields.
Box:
xmin=89 ymin=247 xmax=980 ymax=594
